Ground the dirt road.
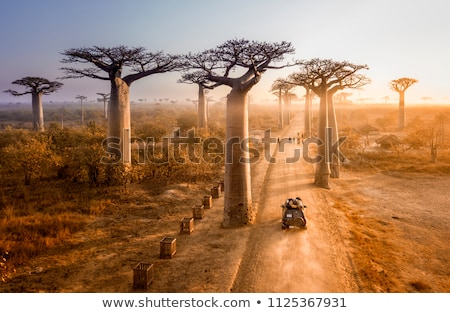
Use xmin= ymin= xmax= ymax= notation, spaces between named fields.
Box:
xmin=231 ymin=117 xmax=359 ymax=292
xmin=230 ymin=115 xmax=450 ymax=293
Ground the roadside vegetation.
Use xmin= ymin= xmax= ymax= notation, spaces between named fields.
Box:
xmin=0 ymin=100 xmax=448 ymax=285
xmin=338 ymin=105 xmax=450 ymax=174
xmin=0 ymin=101 xmax=282 ymax=282
xmin=0 ymin=103 xmax=208 ymax=278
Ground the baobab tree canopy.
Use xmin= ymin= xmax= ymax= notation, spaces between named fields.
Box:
xmin=271 ymin=78 xmax=294 ymax=91
xmin=185 ymin=39 xmax=295 ymax=89
xmin=287 ymin=58 xmax=370 ymax=95
xmin=59 ymin=45 xmax=182 ymax=163
xmin=4 ymin=76 xmax=63 ymax=96
xmin=179 ymin=71 xmax=216 ymax=88
xmin=60 ymin=46 xmax=180 ymax=85
xmin=389 ymin=77 xmax=418 ymax=92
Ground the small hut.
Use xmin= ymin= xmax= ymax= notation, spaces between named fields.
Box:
xmin=375 ymin=134 xmax=401 ymax=149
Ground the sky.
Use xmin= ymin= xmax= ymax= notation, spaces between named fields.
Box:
xmin=0 ymin=0 xmax=449 ymax=106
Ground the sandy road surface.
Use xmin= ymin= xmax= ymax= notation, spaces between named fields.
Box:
xmin=231 ymin=117 xmax=358 ymax=292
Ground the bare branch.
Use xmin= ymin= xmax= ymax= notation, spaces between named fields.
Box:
xmin=124 ymin=53 xmax=182 ymax=85
xmin=4 ymin=89 xmax=31 ymax=96
xmin=59 ymin=66 xmax=110 ymax=80
xmin=178 ymin=71 xmax=220 ymax=89
xmin=97 ymin=92 xmax=110 ymax=98
xmin=271 ymin=78 xmax=296 ymax=92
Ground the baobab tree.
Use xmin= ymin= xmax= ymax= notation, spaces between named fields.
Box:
xmin=271 ymin=78 xmax=295 ymax=129
xmin=288 ymin=59 xmax=370 ymax=186
xmin=389 ymin=77 xmax=418 ymax=130
xmin=184 ymin=38 xmax=295 ymax=227
xmin=60 ymin=46 xmax=181 ymax=163
xmin=4 ymin=77 xmax=63 ymax=132
xmin=178 ymin=71 xmax=217 ymax=130
xmin=97 ymin=92 xmax=110 ymax=119
xmin=283 ymin=69 xmax=315 ymax=138
xmin=335 ymin=92 xmax=352 ymax=105
xmin=75 ymin=95 xmax=87 ymax=125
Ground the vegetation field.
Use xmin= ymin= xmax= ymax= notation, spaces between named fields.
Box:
xmin=1 ymin=101 xmax=449 ymax=292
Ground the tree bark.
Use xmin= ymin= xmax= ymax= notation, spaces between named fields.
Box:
xmin=314 ymin=90 xmax=330 ymax=188
xmin=81 ymin=98 xmax=84 ymax=126
xmin=108 ymin=77 xmax=131 ymax=164
xmin=304 ymin=88 xmax=312 ymax=138
xmin=197 ymin=84 xmax=207 ymax=129
xmin=31 ymin=92 xmax=44 ymax=132
xmin=104 ymin=99 xmax=108 ymax=119
xmin=223 ymin=88 xmax=253 ymax=227
xmin=398 ymin=91 xmax=405 ymax=130
xmin=278 ymin=88 xmax=283 ymax=129
xmin=431 ymin=146 xmax=437 ymax=163
xmin=327 ymin=92 xmax=340 ymax=178
xmin=284 ymin=91 xmax=291 ymax=127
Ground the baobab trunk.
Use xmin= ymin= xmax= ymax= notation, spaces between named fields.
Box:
xmin=304 ymin=88 xmax=312 ymax=138
xmin=223 ymin=88 xmax=253 ymax=227
xmin=327 ymin=93 xmax=340 ymax=178
xmin=108 ymin=77 xmax=131 ymax=164
xmin=278 ymin=89 xmax=283 ymax=129
xmin=284 ymin=91 xmax=291 ymax=127
xmin=314 ymin=92 xmax=330 ymax=188
xmin=31 ymin=92 xmax=44 ymax=132
xmin=197 ymin=84 xmax=207 ymax=129
xmin=398 ymin=91 xmax=405 ymax=130
xmin=81 ymin=99 xmax=84 ymax=126
xmin=104 ymin=99 xmax=108 ymax=119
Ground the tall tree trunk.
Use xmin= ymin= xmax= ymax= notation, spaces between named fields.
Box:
xmin=327 ymin=92 xmax=340 ymax=178
xmin=31 ymin=92 xmax=44 ymax=132
xmin=104 ymin=99 xmax=108 ymax=119
xmin=278 ymin=88 xmax=283 ymax=129
xmin=398 ymin=91 xmax=405 ymax=130
xmin=197 ymin=84 xmax=207 ymax=129
xmin=304 ymin=88 xmax=312 ymax=138
xmin=223 ymin=88 xmax=253 ymax=227
xmin=81 ymin=99 xmax=84 ymax=126
xmin=108 ymin=77 xmax=131 ymax=164
xmin=314 ymin=90 xmax=330 ymax=188
xmin=284 ymin=91 xmax=290 ymax=127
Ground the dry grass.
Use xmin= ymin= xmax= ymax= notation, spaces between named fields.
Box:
xmin=331 ymin=104 xmax=450 ymax=292
xmin=0 ymin=178 xmax=118 ymax=271
xmin=332 ymin=199 xmax=401 ymax=292
xmin=344 ymin=149 xmax=450 ymax=175
xmin=335 ymin=104 xmax=450 ymax=175
xmin=0 ymin=213 xmax=87 ymax=262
